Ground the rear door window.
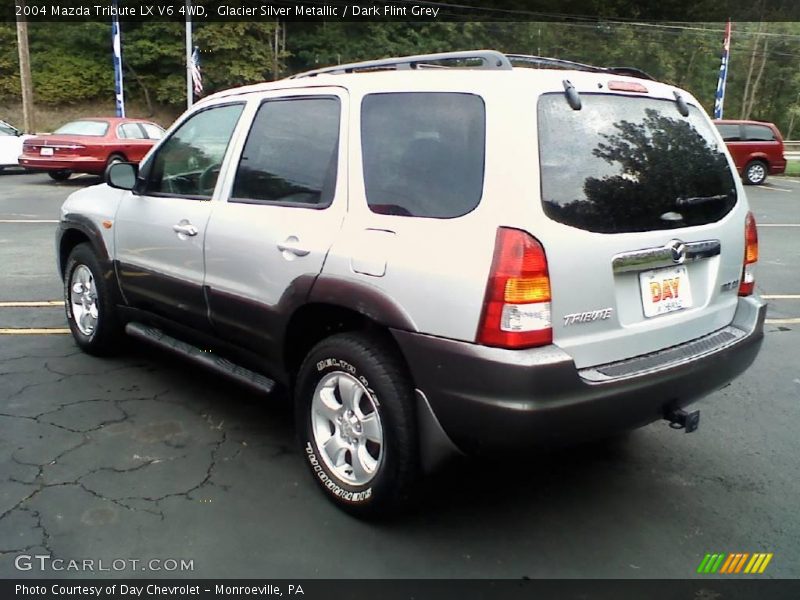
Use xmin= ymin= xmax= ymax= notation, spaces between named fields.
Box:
xmin=538 ymin=94 xmax=737 ymax=233
xmin=231 ymin=97 xmax=340 ymax=207
xmin=361 ymin=92 xmax=485 ymax=218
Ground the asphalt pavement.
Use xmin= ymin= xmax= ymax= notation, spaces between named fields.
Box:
xmin=0 ymin=170 xmax=798 ymax=579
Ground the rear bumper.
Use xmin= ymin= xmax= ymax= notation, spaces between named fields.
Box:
xmin=18 ymin=155 xmax=105 ymax=174
xmin=393 ymin=296 xmax=766 ymax=453
xmin=771 ymin=157 xmax=787 ymax=174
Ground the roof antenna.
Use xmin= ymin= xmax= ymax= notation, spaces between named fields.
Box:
xmin=563 ymin=80 xmax=581 ymax=110
xmin=673 ymin=91 xmax=689 ymax=117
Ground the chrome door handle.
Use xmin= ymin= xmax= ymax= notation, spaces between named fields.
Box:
xmin=172 ymin=223 xmax=198 ymax=237
xmin=277 ymin=237 xmax=310 ymax=257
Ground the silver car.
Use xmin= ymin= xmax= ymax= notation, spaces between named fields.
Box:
xmin=56 ymin=51 xmax=765 ymax=516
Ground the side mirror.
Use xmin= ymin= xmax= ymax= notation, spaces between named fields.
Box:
xmin=106 ymin=162 xmax=138 ymax=190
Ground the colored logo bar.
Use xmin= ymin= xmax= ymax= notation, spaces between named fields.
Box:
xmin=697 ymin=553 xmax=773 ymax=574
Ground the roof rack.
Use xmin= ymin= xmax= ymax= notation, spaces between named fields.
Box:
xmin=290 ymin=50 xmax=512 ymax=79
xmin=289 ymin=49 xmax=653 ymax=81
xmin=506 ymin=54 xmax=655 ymax=81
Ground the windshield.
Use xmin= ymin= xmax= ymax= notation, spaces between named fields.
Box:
xmin=0 ymin=121 xmax=18 ymax=136
xmin=53 ymin=120 xmax=109 ymax=136
xmin=538 ymin=93 xmax=737 ymax=233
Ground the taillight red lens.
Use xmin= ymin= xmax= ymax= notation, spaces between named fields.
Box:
xmin=477 ymin=227 xmax=552 ymax=349
xmin=738 ymin=211 xmax=758 ymax=296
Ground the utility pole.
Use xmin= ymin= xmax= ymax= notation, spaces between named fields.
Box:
xmin=16 ymin=0 xmax=35 ymax=133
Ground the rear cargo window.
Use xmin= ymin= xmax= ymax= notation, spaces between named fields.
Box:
xmin=361 ymin=92 xmax=485 ymax=218
xmin=538 ymin=94 xmax=737 ymax=233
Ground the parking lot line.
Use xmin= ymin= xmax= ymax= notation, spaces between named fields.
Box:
xmin=765 ymin=318 xmax=800 ymax=325
xmin=0 ymin=300 xmax=63 ymax=307
xmin=760 ymin=185 xmax=793 ymax=193
xmin=0 ymin=219 xmax=59 ymax=223
xmin=0 ymin=328 xmax=70 ymax=335
xmin=758 ymin=224 xmax=800 ymax=227
xmin=763 ymin=295 xmax=800 ymax=299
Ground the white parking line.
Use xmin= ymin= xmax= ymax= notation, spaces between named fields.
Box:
xmin=763 ymin=295 xmax=800 ymax=300
xmin=760 ymin=185 xmax=793 ymax=193
xmin=765 ymin=318 xmax=800 ymax=325
xmin=758 ymin=224 xmax=800 ymax=227
xmin=0 ymin=219 xmax=59 ymax=223
xmin=0 ymin=300 xmax=63 ymax=307
xmin=0 ymin=328 xmax=70 ymax=335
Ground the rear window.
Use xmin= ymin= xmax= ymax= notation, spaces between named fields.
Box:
xmin=361 ymin=92 xmax=485 ymax=218
xmin=743 ymin=124 xmax=775 ymax=141
xmin=53 ymin=120 xmax=109 ymax=136
xmin=538 ymin=94 xmax=737 ymax=233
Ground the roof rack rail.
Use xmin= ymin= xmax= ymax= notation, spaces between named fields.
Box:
xmin=290 ymin=50 xmax=512 ymax=79
xmin=288 ymin=49 xmax=654 ymax=82
xmin=506 ymin=54 xmax=655 ymax=81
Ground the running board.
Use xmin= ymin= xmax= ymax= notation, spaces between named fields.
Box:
xmin=125 ymin=322 xmax=275 ymax=395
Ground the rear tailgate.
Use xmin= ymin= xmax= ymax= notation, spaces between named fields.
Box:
xmin=536 ymin=90 xmax=746 ymax=369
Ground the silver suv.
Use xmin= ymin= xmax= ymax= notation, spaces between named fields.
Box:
xmin=56 ymin=51 xmax=766 ymax=516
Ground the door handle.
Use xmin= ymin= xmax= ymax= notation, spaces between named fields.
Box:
xmin=173 ymin=222 xmax=198 ymax=237
xmin=277 ymin=236 xmax=310 ymax=257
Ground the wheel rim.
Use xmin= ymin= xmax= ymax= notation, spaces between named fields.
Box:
xmin=69 ymin=264 xmax=99 ymax=336
xmin=748 ymin=163 xmax=765 ymax=183
xmin=311 ymin=371 xmax=384 ymax=486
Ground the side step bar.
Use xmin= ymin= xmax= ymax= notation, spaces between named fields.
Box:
xmin=125 ymin=323 xmax=275 ymax=395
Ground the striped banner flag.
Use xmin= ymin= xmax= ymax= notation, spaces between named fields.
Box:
xmin=713 ymin=20 xmax=732 ymax=119
xmin=111 ymin=0 xmax=125 ymax=118
xmin=191 ymin=46 xmax=203 ymax=97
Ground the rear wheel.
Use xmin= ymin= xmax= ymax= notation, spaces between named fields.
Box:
xmin=64 ymin=243 xmax=124 ymax=356
xmin=48 ymin=170 xmax=72 ymax=181
xmin=295 ymin=332 xmax=418 ymax=517
xmin=744 ymin=160 xmax=767 ymax=185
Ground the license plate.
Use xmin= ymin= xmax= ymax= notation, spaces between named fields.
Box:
xmin=639 ymin=265 xmax=693 ymax=317
xmin=40 ymin=147 xmax=53 ymax=156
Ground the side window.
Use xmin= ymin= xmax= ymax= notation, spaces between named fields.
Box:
xmin=231 ymin=97 xmax=340 ymax=206
xmin=743 ymin=125 xmax=775 ymax=142
xmin=118 ymin=123 xmax=146 ymax=139
xmin=142 ymin=123 xmax=165 ymax=140
xmin=143 ymin=103 xmax=244 ymax=199
xmin=361 ymin=92 xmax=486 ymax=218
xmin=716 ymin=124 xmax=741 ymax=141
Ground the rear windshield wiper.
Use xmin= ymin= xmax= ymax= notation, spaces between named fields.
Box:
xmin=675 ymin=194 xmax=730 ymax=207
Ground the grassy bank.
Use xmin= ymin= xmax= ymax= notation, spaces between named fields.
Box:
xmin=0 ymin=101 xmax=182 ymax=134
xmin=784 ymin=160 xmax=800 ymax=177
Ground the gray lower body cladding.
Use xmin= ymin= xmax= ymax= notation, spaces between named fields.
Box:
xmin=392 ymin=296 xmax=766 ymax=454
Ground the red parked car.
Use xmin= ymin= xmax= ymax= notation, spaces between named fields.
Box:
xmin=713 ymin=119 xmax=787 ymax=185
xmin=19 ymin=117 xmax=164 ymax=181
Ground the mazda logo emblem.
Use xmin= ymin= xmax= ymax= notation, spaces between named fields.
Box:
xmin=669 ymin=240 xmax=687 ymax=264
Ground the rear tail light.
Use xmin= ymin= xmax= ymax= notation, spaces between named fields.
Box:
xmin=477 ymin=227 xmax=552 ymax=349
xmin=738 ymin=211 xmax=758 ymax=296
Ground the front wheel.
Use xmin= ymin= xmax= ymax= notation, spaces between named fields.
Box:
xmin=64 ymin=243 xmax=124 ymax=356
xmin=744 ymin=160 xmax=768 ymax=185
xmin=295 ymin=332 xmax=418 ymax=517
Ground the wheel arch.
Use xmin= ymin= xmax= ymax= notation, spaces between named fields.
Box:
xmin=57 ymin=216 xmax=111 ymax=279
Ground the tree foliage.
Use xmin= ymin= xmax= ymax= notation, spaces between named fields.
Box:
xmin=2 ymin=19 xmax=800 ymax=135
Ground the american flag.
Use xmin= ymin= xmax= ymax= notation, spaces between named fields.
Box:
xmin=191 ymin=46 xmax=203 ymax=97
xmin=713 ymin=20 xmax=732 ymax=119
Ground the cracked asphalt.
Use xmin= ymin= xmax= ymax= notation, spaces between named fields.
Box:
xmin=1 ymin=171 xmax=799 ymax=579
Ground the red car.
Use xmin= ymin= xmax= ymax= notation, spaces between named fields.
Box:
xmin=713 ymin=119 xmax=787 ymax=185
xmin=19 ymin=117 xmax=164 ymax=181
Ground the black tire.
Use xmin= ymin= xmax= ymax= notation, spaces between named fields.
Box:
xmin=63 ymin=243 xmax=124 ymax=356
xmin=48 ymin=169 xmax=72 ymax=181
xmin=295 ymin=332 xmax=418 ymax=517
xmin=744 ymin=160 xmax=768 ymax=185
